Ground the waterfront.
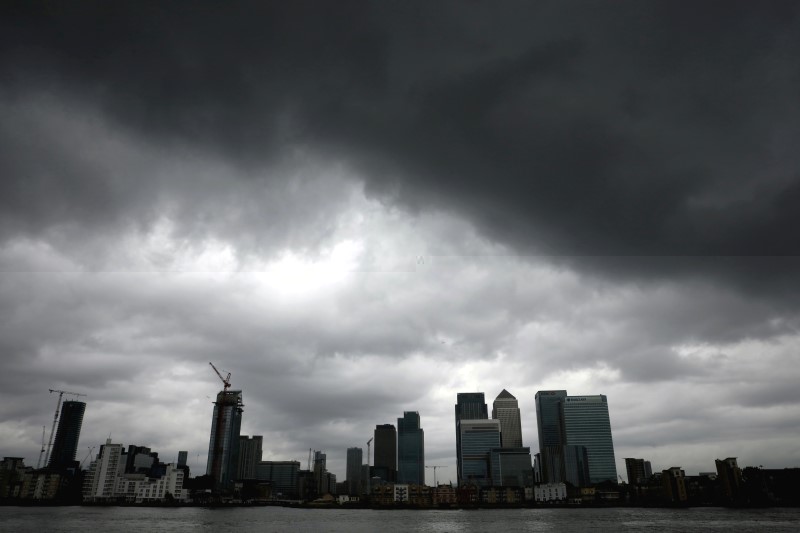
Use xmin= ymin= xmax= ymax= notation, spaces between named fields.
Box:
xmin=1 ymin=506 xmax=799 ymax=532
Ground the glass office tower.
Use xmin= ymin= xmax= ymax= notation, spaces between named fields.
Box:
xmin=535 ymin=390 xmax=567 ymax=483
xmin=561 ymin=395 xmax=618 ymax=483
xmin=397 ymin=412 xmax=424 ymax=485
xmin=455 ymin=393 xmax=488 ymax=484
xmin=459 ymin=419 xmax=500 ymax=487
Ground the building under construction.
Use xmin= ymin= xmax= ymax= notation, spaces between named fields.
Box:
xmin=48 ymin=400 xmax=86 ymax=471
xmin=206 ymin=363 xmax=243 ymax=490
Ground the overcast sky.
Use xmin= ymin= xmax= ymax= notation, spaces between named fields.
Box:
xmin=2 ymin=1 xmax=800 ymax=483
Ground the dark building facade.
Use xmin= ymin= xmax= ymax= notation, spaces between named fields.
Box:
xmin=625 ymin=457 xmax=650 ymax=485
xmin=459 ymin=419 xmax=500 ymax=487
xmin=489 ymin=446 xmax=533 ymax=487
xmin=346 ymin=447 xmax=362 ymax=495
xmin=534 ymin=390 xmax=566 ymax=483
xmin=255 ymin=460 xmax=300 ymax=499
xmin=455 ymin=392 xmax=488 ymax=484
xmin=373 ymin=424 xmax=397 ymax=482
xmin=47 ymin=401 xmax=86 ymax=470
xmin=237 ymin=435 xmax=263 ymax=480
xmin=563 ymin=444 xmax=590 ymax=487
xmin=397 ymin=411 xmax=424 ymax=485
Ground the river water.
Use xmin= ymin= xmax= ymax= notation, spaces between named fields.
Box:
xmin=1 ymin=506 xmax=799 ymax=532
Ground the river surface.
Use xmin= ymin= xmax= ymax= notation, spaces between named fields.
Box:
xmin=1 ymin=506 xmax=799 ymax=532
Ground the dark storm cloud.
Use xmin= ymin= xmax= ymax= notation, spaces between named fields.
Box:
xmin=3 ymin=1 xmax=800 ymax=274
xmin=3 ymin=1 xmax=800 ymax=475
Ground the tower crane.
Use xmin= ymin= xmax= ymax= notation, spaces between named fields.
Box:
xmin=208 ymin=362 xmax=232 ymax=488
xmin=80 ymin=446 xmax=97 ymax=469
xmin=44 ymin=389 xmax=87 ymax=468
xmin=36 ymin=426 xmax=46 ymax=469
xmin=209 ymin=362 xmax=231 ymax=392
xmin=426 ymin=465 xmax=448 ymax=487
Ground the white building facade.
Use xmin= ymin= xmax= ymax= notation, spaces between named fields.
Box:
xmin=534 ymin=482 xmax=567 ymax=502
xmin=83 ymin=440 xmax=186 ymax=503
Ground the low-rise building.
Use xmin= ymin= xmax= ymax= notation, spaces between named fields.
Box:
xmin=408 ymin=484 xmax=431 ymax=506
xmin=535 ymin=482 xmax=566 ymax=503
xmin=1 ymin=458 xmax=29 ymax=499
xmin=20 ymin=471 xmax=63 ymax=500
xmin=372 ymin=483 xmax=394 ymax=506
xmin=481 ymin=486 xmax=524 ymax=504
xmin=432 ymin=484 xmax=456 ymax=506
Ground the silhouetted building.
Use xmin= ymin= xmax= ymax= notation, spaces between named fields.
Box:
xmin=493 ymin=390 xmax=523 ymax=448
xmin=489 ymin=447 xmax=533 ymax=486
xmin=346 ymin=447 xmax=362 ymax=496
xmin=563 ymin=444 xmax=590 ymax=487
xmin=716 ymin=457 xmax=744 ymax=505
xmin=535 ymin=390 xmax=566 ymax=483
xmin=626 ymin=457 xmax=651 ymax=485
xmin=459 ymin=419 xmax=500 ymax=487
xmin=397 ymin=412 xmax=424 ymax=485
xmin=374 ymin=424 xmax=397 ymax=482
xmin=540 ymin=446 xmax=564 ymax=483
xmin=561 ymin=395 xmax=618 ymax=484
xmin=237 ymin=435 xmax=262 ymax=480
xmin=662 ymin=467 xmax=688 ymax=503
xmin=455 ymin=392 xmax=488 ymax=484
xmin=1 ymin=457 xmax=27 ymax=498
xmin=48 ymin=401 xmax=85 ymax=471
xmin=125 ymin=445 xmax=157 ymax=475
xmin=177 ymin=451 xmax=188 ymax=467
xmin=360 ymin=464 xmax=370 ymax=495
xmin=313 ymin=450 xmax=332 ymax=496
xmin=255 ymin=460 xmax=300 ymax=499
xmin=206 ymin=390 xmax=243 ymax=489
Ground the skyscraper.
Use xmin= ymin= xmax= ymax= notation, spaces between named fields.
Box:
xmin=455 ymin=392 xmax=488 ymax=484
xmin=346 ymin=447 xmax=362 ymax=496
xmin=458 ymin=419 xmax=500 ymax=487
xmin=561 ymin=395 xmax=618 ymax=484
xmin=535 ymin=390 xmax=567 ymax=451
xmin=397 ymin=411 xmax=425 ymax=485
xmin=82 ymin=439 xmax=125 ymax=501
xmin=535 ymin=390 xmax=567 ymax=483
xmin=48 ymin=400 xmax=86 ymax=470
xmin=206 ymin=390 xmax=243 ymax=489
xmin=237 ymin=435 xmax=262 ymax=480
xmin=492 ymin=389 xmax=523 ymax=448
xmin=373 ymin=424 xmax=397 ymax=482
xmin=313 ymin=450 xmax=328 ymax=496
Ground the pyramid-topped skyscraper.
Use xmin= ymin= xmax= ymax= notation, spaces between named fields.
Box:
xmin=492 ymin=389 xmax=523 ymax=448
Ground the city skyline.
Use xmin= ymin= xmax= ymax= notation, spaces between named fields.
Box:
xmin=3 ymin=385 xmax=795 ymax=489
xmin=2 ymin=2 xmax=800 ymax=487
